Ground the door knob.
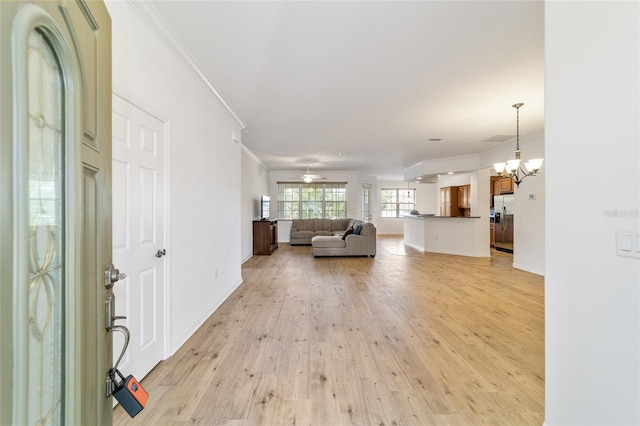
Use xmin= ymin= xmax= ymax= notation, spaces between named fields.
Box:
xmin=155 ymin=249 xmax=166 ymax=258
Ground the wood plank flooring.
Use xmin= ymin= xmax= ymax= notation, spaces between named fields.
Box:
xmin=114 ymin=236 xmax=544 ymax=425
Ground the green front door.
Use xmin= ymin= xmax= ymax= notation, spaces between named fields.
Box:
xmin=0 ymin=1 xmax=113 ymax=424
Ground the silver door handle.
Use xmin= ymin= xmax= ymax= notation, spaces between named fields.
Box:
xmin=105 ymin=290 xmax=128 ymax=331
xmin=155 ymin=249 xmax=166 ymax=258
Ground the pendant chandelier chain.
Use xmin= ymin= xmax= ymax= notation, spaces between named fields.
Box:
xmin=515 ymin=103 xmax=520 ymax=151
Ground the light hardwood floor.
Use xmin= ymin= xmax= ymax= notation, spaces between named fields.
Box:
xmin=114 ymin=236 xmax=544 ymax=425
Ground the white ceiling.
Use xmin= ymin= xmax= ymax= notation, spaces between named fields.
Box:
xmin=150 ymin=0 xmax=544 ymax=180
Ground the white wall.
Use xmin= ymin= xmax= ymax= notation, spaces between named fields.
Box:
xmin=546 ymin=2 xmax=640 ymax=425
xmin=436 ymin=173 xmax=472 ymax=191
xmin=268 ymin=170 xmax=378 ymax=241
xmin=417 ymin=183 xmax=438 ymax=215
xmin=241 ymin=149 xmax=270 ymax=262
xmin=108 ymin=2 xmax=244 ymax=354
xmin=512 ymin=139 xmax=544 ymax=275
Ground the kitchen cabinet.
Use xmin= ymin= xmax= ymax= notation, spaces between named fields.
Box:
xmin=490 ymin=223 xmax=495 ymax=247
xmin=494 ymin=177 xmax=514 ymax=194
xmin=456 ymin=184 xmax=471 ymax=217
xmin=439 ymin=186 xmax=460 ymax=217
xmin=458 ymin=184 xmax=471 ymax=208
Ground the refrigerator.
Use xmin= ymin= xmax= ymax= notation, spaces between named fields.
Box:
xmin=493 ymin=194 xmax=514 ymax=253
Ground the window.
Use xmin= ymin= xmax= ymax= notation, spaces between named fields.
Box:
xmin=362 ymin=184 xmax=371 ymax=222
xmin=381 ymin=188 xmax=415 ymax=217
xmin=27 ymin=28 xmax=65 ymax=425
xmin=277 ymin=182 xmax=347 ymax=219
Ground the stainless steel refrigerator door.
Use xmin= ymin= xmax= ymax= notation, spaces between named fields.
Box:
xmin=503 ymin=194 xmax=515 ymax=214
xmin=493 ymin=196 xmax=504 ymax=244
xmin=501 ymin=213 xmax=514 ymax=252
xmin=493 ymin=195 xmax=514 ymax=253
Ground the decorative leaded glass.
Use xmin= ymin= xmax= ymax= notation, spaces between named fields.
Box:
xmin=27 ymin=29 xmax=64 ymax=426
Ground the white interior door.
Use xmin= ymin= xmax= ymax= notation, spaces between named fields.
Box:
xmin=112 ymin=94 xmax=166 ymax=380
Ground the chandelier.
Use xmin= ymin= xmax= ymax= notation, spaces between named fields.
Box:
xmin=492 ymin=103 xmax=543 ymax=188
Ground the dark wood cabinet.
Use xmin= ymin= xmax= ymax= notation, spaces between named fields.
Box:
xmin=253 ymin=219 xmax=278 ymax=255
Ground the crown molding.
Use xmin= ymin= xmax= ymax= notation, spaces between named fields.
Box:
xmin=127 ymin=1 xmax=246 ymax=129
xmin=240 ymin=143 xmax=268 ymax=170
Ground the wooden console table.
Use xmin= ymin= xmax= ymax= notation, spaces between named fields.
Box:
xmin=253 ymin=219 xmax=278 ymax=255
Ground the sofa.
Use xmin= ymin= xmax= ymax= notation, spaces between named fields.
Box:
xmin=290 ymin=218 xmax=351 ymax=245
xmin=289 ymin=218 xmax=376 ymax=257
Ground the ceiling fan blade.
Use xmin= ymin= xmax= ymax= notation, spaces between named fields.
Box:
xmin=287 ymin=162 xmax=327 ymax=181
xmin=285 ymin=174 xmax=327 ymax=181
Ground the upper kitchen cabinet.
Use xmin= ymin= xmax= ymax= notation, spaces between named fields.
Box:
xmin=440 ymin=186 xmax=460 ymax=217
xmin=458 ymin=184 xmax=471 ymax=208
xmin=457 ymin=184 xmax=471 ymax=217
xmin=493 ymin=177 xmax=514 ymax=195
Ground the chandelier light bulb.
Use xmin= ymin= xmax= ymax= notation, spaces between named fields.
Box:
xmin=525 ymin=158 xmax=544 ymax=172
xmin=506 ymin=159 xmax=521 ymax=173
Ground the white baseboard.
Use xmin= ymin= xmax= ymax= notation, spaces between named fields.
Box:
xmin=169 ymin=277 xmax=243 ymax=356
xmin=512 ymin=262 xmax=545 ymax=276
xmin=425 ymin=248 xmax=490 ymax=258
xmin=404 ymin=242 xmax=425 ymax=252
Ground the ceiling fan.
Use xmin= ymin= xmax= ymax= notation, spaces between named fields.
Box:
xmin=290 ymin=161 xmax=327 ymax=183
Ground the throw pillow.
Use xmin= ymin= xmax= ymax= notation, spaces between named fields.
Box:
xmin=353 ymin=223 xmax=362 ymax=235
xmin=342 ymin=227 xmax=354 ymax=240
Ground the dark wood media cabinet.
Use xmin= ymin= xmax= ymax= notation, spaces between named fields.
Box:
xmin=253 ymin=219 xmax=278 ymax=255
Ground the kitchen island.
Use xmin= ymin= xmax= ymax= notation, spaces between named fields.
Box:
xmin=403 ymin=215 xmax=490 ymax=257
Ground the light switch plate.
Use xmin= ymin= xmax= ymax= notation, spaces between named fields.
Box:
xmin=616 ymin=229 xmax=640 ymax=258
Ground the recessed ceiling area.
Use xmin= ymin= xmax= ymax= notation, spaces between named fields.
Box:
xmin=150 ymin=0 xmax=544 ymax=180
